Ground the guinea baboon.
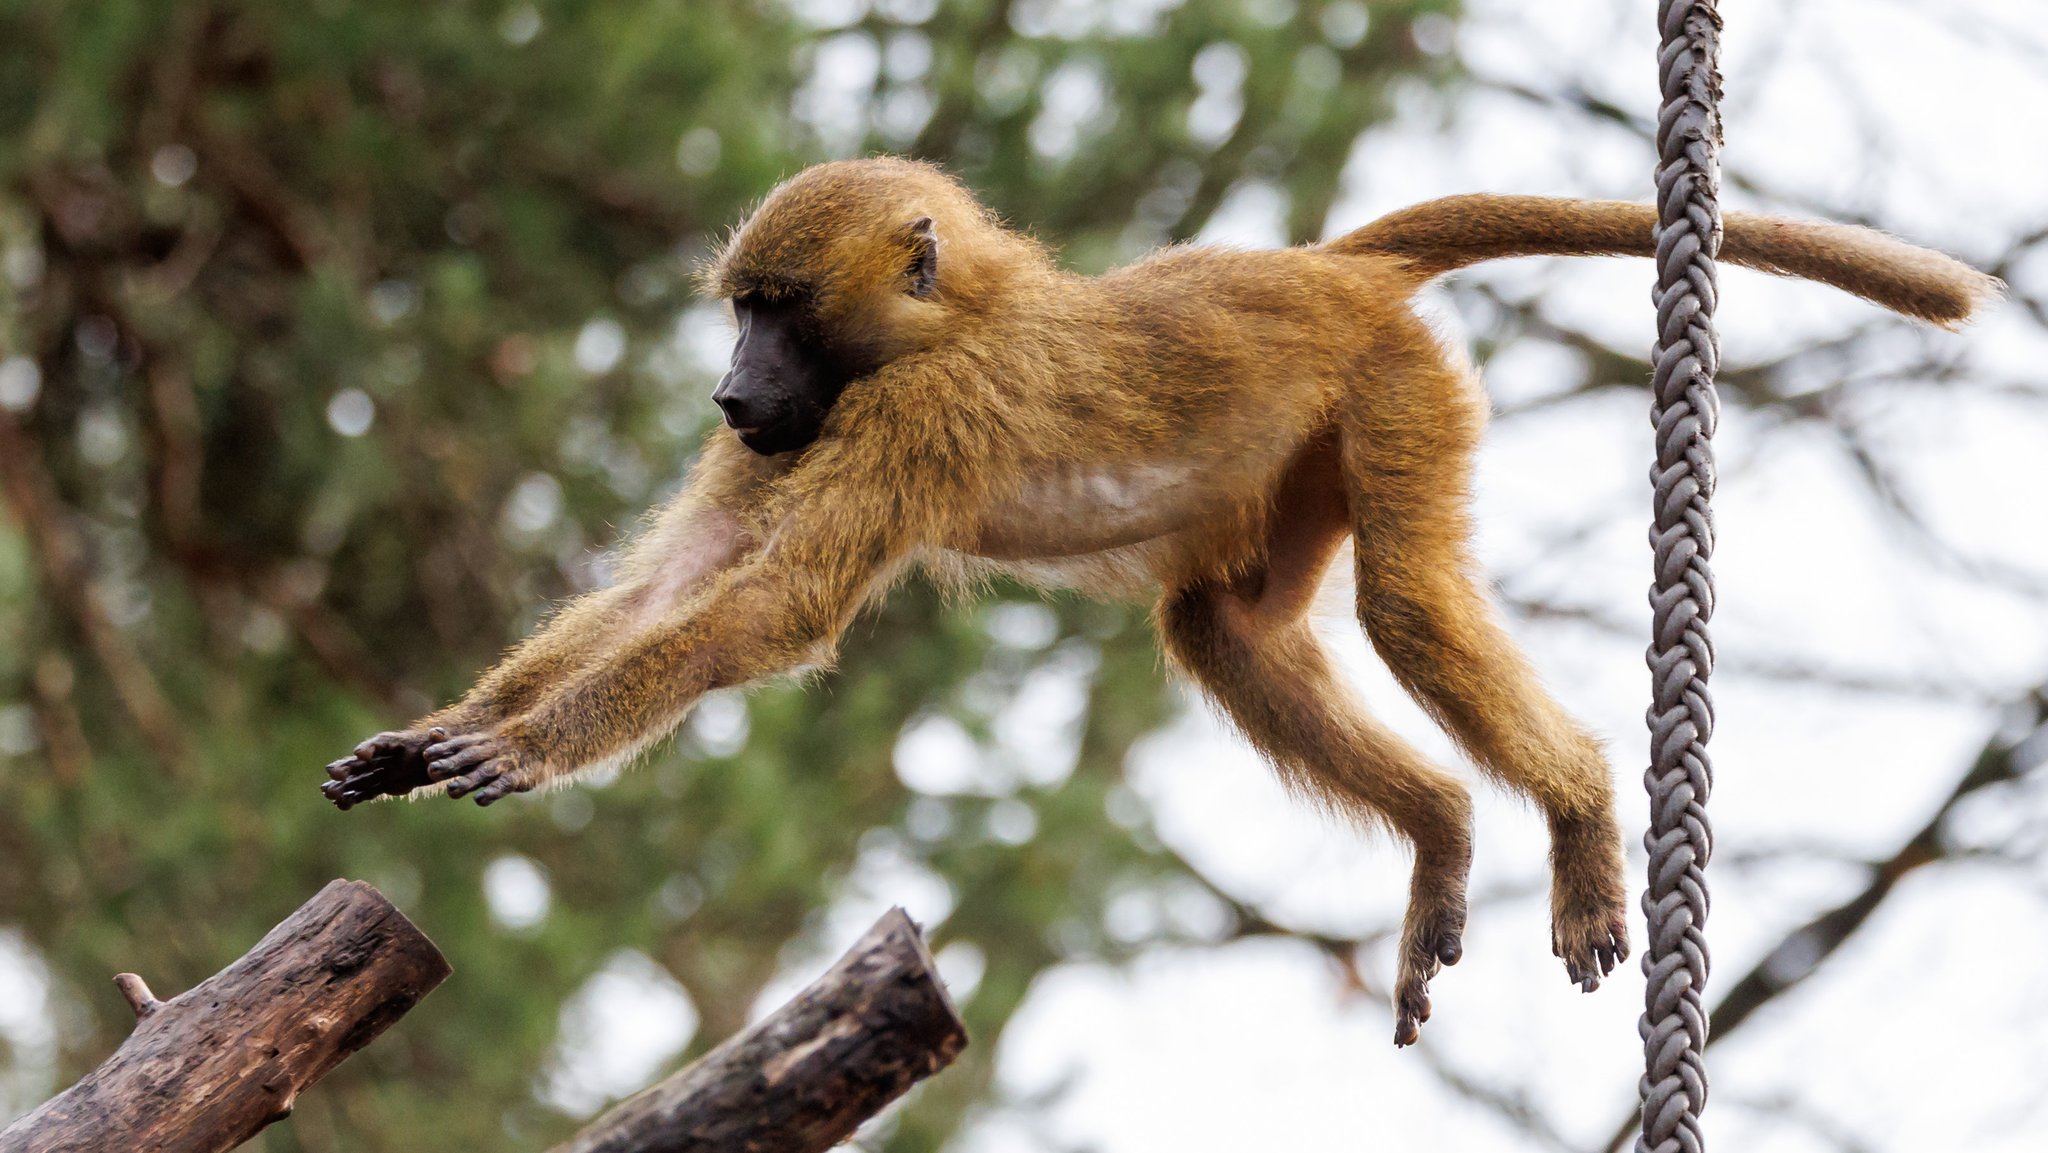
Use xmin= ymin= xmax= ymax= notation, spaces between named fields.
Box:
xmin=324 ymin=157 xmax=1996 ymax=1045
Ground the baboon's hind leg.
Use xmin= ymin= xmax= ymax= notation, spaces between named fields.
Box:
xmin=1339 ymin=347 xmax=1630 ymax=989
xmin=1156 ymin=436 xmax=1474 ymax=1045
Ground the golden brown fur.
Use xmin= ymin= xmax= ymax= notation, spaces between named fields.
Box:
xmin=331 ymin=157 xmax=1994 ymax=1045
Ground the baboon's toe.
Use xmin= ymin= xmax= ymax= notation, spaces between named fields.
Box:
xmin=1553 ymin=904 xmax=1630 ymax=992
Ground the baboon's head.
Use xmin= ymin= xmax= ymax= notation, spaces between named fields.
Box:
xmin=704 ymin=157 xmax=1043 ymax=455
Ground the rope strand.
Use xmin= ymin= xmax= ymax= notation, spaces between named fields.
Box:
xmin=1639 ymin=3 xmax=1722 ymax=1152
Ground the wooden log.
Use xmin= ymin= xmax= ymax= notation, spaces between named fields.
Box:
xmin=1 ymin=879 xmax=450 ymax=1153
xmin=554 ymin=907 xmax=967 ymax=1153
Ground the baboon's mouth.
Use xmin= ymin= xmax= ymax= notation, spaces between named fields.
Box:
xmin=735 ymin=417 xmax=811 ymax=456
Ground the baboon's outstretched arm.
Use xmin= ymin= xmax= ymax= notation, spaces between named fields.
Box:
xmin=326 ymin=367 xmax=961 ymax=806
xmin=421 ymin=430 xmax=947 ymax=800
xmin=412 ymin=546 xmax=870 ymax=802
xmin=322 ymin=438 xmax=772 ymax=807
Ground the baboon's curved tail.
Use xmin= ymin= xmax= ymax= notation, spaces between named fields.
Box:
xmin=1328 ymin=194 xmax=2000 ymax=329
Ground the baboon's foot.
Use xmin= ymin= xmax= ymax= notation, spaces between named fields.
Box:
xmin=1549 ymin=815 xmax=1630 ymax=991
xmin=1393 ymin=870 xmax=1468 ymax=1046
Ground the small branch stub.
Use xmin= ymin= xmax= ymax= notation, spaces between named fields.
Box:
xmin=112 ymin=973 xmax=162 ymax=1019
xmin=1 ymin=879 xmax=450 ymax=1153
xmin=555 ymin=907 xmax=967 ymax=1153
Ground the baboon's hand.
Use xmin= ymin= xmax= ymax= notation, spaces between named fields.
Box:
xmin=322 ymin=729 xmax=440 ymax=809
xmin=420 ymin=725 xmax=548 ymax=806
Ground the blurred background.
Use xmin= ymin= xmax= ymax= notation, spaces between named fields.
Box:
xmin=2 ymin=0 xmax=2045 ymax=1149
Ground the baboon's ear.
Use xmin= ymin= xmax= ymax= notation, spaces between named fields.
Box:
xmin=905 ymin=216 xmax=939 ymax=298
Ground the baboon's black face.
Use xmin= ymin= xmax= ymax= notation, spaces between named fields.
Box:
xmin=713 ymin=297 xmax=853 ymax=456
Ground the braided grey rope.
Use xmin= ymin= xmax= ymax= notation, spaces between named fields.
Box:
xmin=1639 ymin=2 xmax=1722 ymax=1152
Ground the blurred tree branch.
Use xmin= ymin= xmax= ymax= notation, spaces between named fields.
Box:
xmin=0 ymin=412 xmax=189 ymax=775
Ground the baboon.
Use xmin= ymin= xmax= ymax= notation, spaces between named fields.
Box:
xmin=324 ymin=157 xmax=1996 ymax=1045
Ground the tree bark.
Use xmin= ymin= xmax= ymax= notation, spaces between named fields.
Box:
xmin=554 ymin=907 xmax=968 ymax=1153
xmin=1 ymin=879 xmax=450 ymax=1153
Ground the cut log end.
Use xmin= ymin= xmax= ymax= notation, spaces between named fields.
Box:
xmin=555 ymin=906 xmax=968 ymax=1153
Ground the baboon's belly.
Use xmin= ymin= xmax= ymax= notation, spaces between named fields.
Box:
xmin=971 ymin=459 xmax=1211 ymax=559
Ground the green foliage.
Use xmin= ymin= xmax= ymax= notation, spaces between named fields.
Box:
xmin=0 ymin=1 xmax=1455 ymax=1147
